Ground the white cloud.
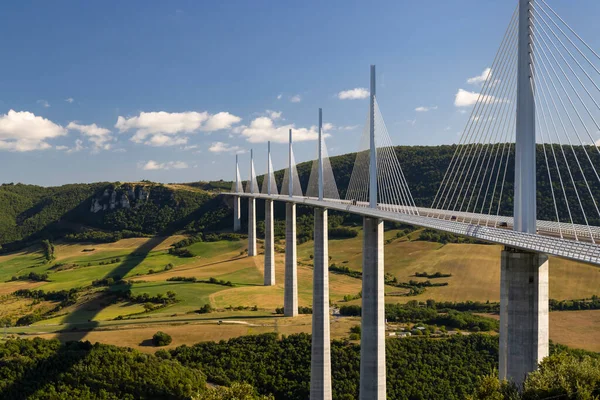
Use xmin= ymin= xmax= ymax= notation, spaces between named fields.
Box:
xmin=337 ymin=88 xmax=369 ymax=100
xmin=67 ymin=139 xmax=85 ymax=153
xmin=266 ymin=110 xmax=282 ymax=120
xmin=454 ymin=89 xmax=507 ymax=107
xmin=115 ymin=110 xmax=241 ymax=147
xmin=55 ymin=145 xmax=68 ymax=151
xmin=337 ymin=125 xmax=359 ymax=131
xmin=67 ymin=121 xmax=113 ymax=151
xmin=0 ymin=110 xmax=67 ymax=151
xmin=415 ymin=106 xmax=438 ymax=112
xmin=140 ymin=160 xmax=189 ymax=170
xmin=406 ymin=119 xmax=417 ymax=126
xmin=467 ymin=68 xmax=491 ymax=85
xmin=290 ymin=94 xmax=302 ymax=103
xmin=37 ymin=100 xmax=50 ymax=108
xmin=65 ymin=98 xmax=74 ymax=104
xmin=277 ymin=94 xmax=282 ymax=100
xmin=209 ymin=141 xmax=245 ymax=154
xmin=234 ymin=114 xmax=330 ymax=144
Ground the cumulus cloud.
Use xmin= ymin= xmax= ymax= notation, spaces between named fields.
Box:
xmin=209 ymin=141 xmax=245 ymax=154
xmin=277 ymin=94 xmax=282 ymax=100
xmin=140 ymin=160 xmax=189 ymax=170
xmin=234 ymin=114 xmax=330 ymax=143
xmin=67 ymin=121 xmax=113 ymax=151
xmin=337 ymin=88 xmax=369 ymax=100
xmin=415 ymin=106 xmax=438 ymax=112
xmin=454 ymin=89 xmax=506 ymax=107
xmin=290 ymin=94 xmax=302 ymax=103
xmin=65 ymin=98 xmax=74 ymax=103
xmin=115 ymin=110 xmax=241 ymax=147
xmin=467 ymin=68 xmax=492 ymax=85
xmin=0 ymin=110 xmax=67 ymax=151
xmin=37 ymin=100 xmax=50 ymax=108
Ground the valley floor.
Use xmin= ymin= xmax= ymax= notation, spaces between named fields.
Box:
xmin=1 ymin=229 xmax=599 ymax=353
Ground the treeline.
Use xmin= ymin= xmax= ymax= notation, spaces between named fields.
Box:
xmin=339 ymin=302 xmax=499 ymax=332
xmin=64 ymin=229 xmax=147 ymax=243
xmin=275 ymin=306 xmax=313 ymax=314
xmin=9 ymin=272 xmax=49 ymax=282
xmin=167 ymin=276 xmax=234 ymax=287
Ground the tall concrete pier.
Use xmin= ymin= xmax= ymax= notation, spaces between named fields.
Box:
xmin=310 ymin=109 xmax=332 ymax=400
xmin=248 ymin=150 xmax=257 ymax=257
xmin=284 ymin=202 xmax=298 ymax=316
xmin=499 ymin=249 xmax=549 ymax=385
xmin=263 ymin=142 xmax=275 ymax=285
xmin=359 ymin=64 xmax=386 ymax=400
xmin=264 ymin=199 xmax=275 ymax=285
xmin=310 ymin=207 xmax=332 ymax=400
xmin=233 ymin=197 xmax=241 ymax=232
xmin=500 ymin=0 xmax=548 ymax=385
xmin=284 ymin=130 xmax=298 ymax=316
xmin=360 ymin=217 xmax=386 ymax=399
xmin=248 ymin=198 xmax=257 ymax=256
xmin=233 ymin=154 xmax=241 ymax=232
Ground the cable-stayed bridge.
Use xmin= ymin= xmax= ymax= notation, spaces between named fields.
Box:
xmin=226 ymin=0 xmax=600 ymax=398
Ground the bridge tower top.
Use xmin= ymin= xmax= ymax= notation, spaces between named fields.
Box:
xmin=369 ymin=65 xmax=377 ymax=209
xmin=514 ymin=0 xmax=536 ymax=233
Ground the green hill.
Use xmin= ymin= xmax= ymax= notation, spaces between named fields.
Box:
xmin=2 ymin=144 xmax=599 ymax=251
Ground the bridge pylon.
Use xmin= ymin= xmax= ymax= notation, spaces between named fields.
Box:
xmin=500 ymin=0 xmax=549 ymax=386
xmin=284 ymin=129 xmax=299 ymax=317
xmin=359 ymin=64 xmax=386 ymax=400
xmin=310 ymin=109 xmax=332 ymax=400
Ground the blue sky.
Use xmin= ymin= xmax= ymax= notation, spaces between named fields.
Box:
xmin=1 ymin=0 xmax=599 ymax=186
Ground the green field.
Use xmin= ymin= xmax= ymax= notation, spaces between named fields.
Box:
xmin=1 ymin=230 xmax=599 ymax=352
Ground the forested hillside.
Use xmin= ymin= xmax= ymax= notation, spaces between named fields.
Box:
xmin=2 ymin=144 xmax=599 ymax=251
xmin=0 ymin=181 xmax=230 ymax=252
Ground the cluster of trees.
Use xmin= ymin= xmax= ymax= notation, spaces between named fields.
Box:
xmin=418 ymin=229 xmax=482 ymax=245
xmin=166 ymin=276 xmax=234 ymax=286
xmin=415 ymin=271 xmax=452 ymax=278
xmin=13 ymin=288 xmax=81 ymax=326
xmin=41 ymin=240 xmax=55 ymax=262
xmin=275 ymin=306 xmax=312 ymax=315
xmin=64 ymin=229 xmax=146 ymax=243
xmin=549 ymin=295 xmax=600 ymax=311
xmin=340 ymin=302 xmax=499 ymax=332
xmin=168 ymin=247 xmax=194 ymax=257
xmin=329 ymin=264 xmax=362 ymax=279
xmin=0 ymin=338 xmax=206 ymax=399
xmin=328 ymin=227 xmax=359 ymax=239
xmin=10 ymin=272 xmax=49 ymax=282
xmin=469 ymin=351 xmax=600 ymax=399
xmin=167 ymin=332 xmax=500 ymax=399
xmin=114 ymin=289 xmax=178 ymax=306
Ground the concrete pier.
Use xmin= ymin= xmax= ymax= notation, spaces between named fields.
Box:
xmin=233 ymin=196 xmax=241 ymax=232
xmin=499 ymin=247 xmax=549 ymax=386
xmin=310 ymin=208 xmax=332 ymax=400
xmin=284 ymin=202 xmax=298 ymax=317
xmin=264 ymin=199 xmax=275 ymax=285
xmin=360 ymin=217 xmax=386 ymax=400
xmin=248 ymin=198 xmax=257 ymax=257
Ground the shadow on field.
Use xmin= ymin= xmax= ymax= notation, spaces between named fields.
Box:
xmin=56 ymin=236 xmax=168 ymax=343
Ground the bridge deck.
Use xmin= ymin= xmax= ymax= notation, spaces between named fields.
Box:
xmin=226 ymin=192 xmax=600 ymax=267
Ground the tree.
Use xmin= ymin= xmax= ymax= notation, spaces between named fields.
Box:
xmin=152 ymin=331 xmax=172 ymax=346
